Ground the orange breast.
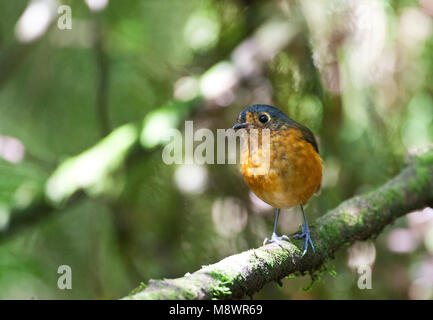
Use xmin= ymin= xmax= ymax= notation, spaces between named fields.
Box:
xmin=240 ymin=128 xmax=322 ymax=209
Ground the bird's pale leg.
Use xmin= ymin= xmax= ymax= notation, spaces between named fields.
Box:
xmin=263 ymin=208 xmax=289 ymax=245
xmin=292 ymin=205 xmax=315 ymax=256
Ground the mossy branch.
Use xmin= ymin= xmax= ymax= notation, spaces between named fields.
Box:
xmin=124 ymin=150 xmax=433 ymax=300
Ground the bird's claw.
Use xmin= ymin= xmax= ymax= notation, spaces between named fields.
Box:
xmin=292 ymin=223 xmax=315 ymax=257
xmin=263 ymin=233 xmax=290 ymax=246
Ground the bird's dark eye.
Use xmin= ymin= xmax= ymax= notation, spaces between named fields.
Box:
xmin=259 ymin=114 xmax=269 ymax=124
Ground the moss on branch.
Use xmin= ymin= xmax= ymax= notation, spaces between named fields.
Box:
xmin=124 ymin=150 xmax=433 ymax=300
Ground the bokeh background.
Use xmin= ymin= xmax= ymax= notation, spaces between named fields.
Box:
xmin=0 ymin=0 xmax=433 ymax=299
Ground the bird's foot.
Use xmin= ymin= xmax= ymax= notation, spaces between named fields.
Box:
xmin=292 ymin=223 xmax=315 ymax=257
xmin=263 ymin=233 xmax=290 ymax=246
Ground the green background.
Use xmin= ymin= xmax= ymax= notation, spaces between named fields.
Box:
xmin=0 ymin=0 xmax=432 ymax=299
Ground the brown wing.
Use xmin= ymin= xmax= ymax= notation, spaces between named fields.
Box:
xmin=292 ymin=122 xmax=319 ymax=154
xmin=290 ymin=121 xmax=321 ymax=193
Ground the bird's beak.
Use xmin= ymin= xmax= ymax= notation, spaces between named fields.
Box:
xmin=232 ymin=122 xmax=249 ymax=130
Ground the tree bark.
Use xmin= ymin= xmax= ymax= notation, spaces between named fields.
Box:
xmin=124 ymin=150 xmax=433 ymax=300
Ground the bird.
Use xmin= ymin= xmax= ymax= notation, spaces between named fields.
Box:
xmin=232 ymin=104 xmax=322 ymax=256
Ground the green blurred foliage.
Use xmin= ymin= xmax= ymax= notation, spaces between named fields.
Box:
xmin=0 ymin=0 xmax=432 ymax=299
